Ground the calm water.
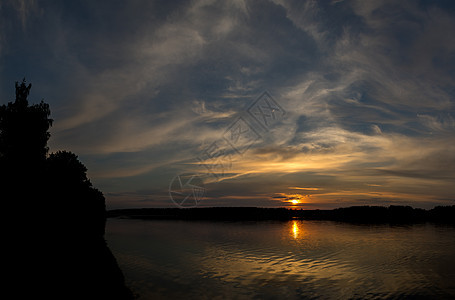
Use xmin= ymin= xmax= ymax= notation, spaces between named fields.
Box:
xmin=106 ymin=218 xmax=455 ymax=299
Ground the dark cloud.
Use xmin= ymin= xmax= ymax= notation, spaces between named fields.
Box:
xmin=1 ymin=0 xmax=454 ymax=209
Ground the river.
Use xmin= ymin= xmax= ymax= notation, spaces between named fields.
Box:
xmin=106 ymin=218 xmax=455 ymax=299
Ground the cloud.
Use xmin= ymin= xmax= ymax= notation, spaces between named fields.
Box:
xmin=289 ymin=187 xmax=321 ymax=191
xmin=1 ymin=0 xmax=454 ymax=209
xmin=0 ymin=1 xmax=36 ymax=55
xmin=417 ymin=114 xmax=455 ymax=133
xmin=8 ymin=0 xmax=40 ymax=30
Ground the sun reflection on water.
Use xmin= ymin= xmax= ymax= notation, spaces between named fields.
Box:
xmin=291 ymin=220 xmax=300 ymax=240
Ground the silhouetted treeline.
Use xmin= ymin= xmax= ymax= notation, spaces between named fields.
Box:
xmin=109 ymin=207 xmax=291 ymax=221
xmin=306 ymin=205 xmax=455 ymax=224
xmin=108 ymin=205 xmax=455 ymax=224
xmin=1 ymin=80 xmax=133 ymax=299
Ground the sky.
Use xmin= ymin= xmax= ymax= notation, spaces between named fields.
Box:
xmin=1 ymin=0 xmax=454 ymax=209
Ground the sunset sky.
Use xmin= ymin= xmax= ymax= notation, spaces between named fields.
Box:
xmin=1 ymin=0 xmax=454 ymax=209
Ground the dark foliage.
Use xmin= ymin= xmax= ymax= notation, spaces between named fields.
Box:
xmin=109 ymin=207 xmax=291 ymax=221
xmin=46 ymin=150 xmax=106 ymax=236
xmin=1 ymin=80 xmax=133 ymax=299
xmin=109 ymin=205 xmax=455 ymax=225
xmin=0 ymin=79 xmax=52 ymax=164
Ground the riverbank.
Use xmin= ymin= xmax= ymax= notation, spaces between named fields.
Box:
xmin=108 ymin=205 xmax=455 ymax=224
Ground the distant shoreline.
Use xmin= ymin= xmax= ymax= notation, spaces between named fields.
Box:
xmin=107 ymin=205 xmax=455 ymax=224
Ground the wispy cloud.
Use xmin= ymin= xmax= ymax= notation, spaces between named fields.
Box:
xmin=1 ymin=0 xmax=454 ymax=209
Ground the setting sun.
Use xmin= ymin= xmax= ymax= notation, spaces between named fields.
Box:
xmin=277 ymin=193 xmax=308 ymax=206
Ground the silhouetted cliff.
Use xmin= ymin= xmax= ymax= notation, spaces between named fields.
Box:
xmin=1 ymin=80 xmax=133 ymax=299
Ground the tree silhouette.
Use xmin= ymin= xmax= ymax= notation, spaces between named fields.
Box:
xmin=0 ymin=79 xmax=53 ymax=212
xmin=0 ymin=79 xmax=52 ymax=164
xmin=46 ymin=150 xmax=106 ymax=237
xmin=1 ymin=80 xmax=132 ymax=299
xmin=47 ymin=151 xmax=90 ymax=184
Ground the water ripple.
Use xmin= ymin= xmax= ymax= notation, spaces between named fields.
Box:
xmin=106 ymin=219 xmax=455 ymax=299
